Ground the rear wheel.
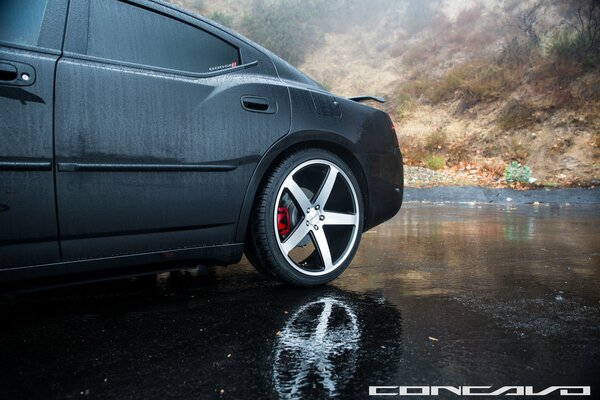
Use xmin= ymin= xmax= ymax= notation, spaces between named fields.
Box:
xmin=246 ymin=149 xmax=364 ymax=286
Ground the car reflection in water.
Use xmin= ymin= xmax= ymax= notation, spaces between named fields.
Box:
xmin=0 ymin=270 xmax=403 ymax=400
xmin=273 ymin=296 xmax=361 ymax=398
xmin=272 ymin=288 xmax=402 ymax=399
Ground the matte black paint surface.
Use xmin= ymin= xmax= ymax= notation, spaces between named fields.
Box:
xmin=0 ymin=204 xmax=598 ymax=399
xmin=0 ymin=0 xmax=403 ymax=279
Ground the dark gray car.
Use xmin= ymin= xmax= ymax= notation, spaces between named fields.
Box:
xmin=0 ymin=0 xmax=403 ymax=286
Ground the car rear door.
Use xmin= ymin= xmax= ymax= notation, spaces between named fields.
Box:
xmin=55 ymin=0 xmax=291 ymax=260
xmin=0 ymin=0 xmax=68 ymax=270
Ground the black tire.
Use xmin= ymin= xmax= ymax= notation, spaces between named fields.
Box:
xmin=245 ymin=149 xmax=364 ymax=286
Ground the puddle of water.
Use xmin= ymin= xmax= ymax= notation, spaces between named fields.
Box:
xmin=0 ymin=204 xmax=599 ymax=399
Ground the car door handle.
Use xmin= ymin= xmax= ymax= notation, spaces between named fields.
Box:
xmin=241 ymin=96 xmax=277 ymax=114
xmin=0 ymin=63 xmax=17 ymax=81
xmin=0 ymin=60 xmax=36 ymax=86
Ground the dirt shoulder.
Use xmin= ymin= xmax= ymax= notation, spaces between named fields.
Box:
xmin=404 ymin=165 xmax=600 ymax=189
xmin=404 ymin=186 xmax=600 ymax=205
xmin=405 ymin=166 xmax=502 ymax=188
xmin=405 ymin=164 xmax=600 ymax=190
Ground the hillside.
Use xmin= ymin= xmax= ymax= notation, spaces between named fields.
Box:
xmin=171 ymin=0 xmax=600 ymax=187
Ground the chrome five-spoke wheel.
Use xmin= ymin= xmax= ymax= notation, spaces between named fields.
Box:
xmin=246 ymin=149 xmax=364 ymax=286
xmin=275 ymin=160 xmax=360 ymax=276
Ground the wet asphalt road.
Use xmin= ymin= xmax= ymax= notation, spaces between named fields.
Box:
xmin=1 ymin=203 xmax=599 ymax=399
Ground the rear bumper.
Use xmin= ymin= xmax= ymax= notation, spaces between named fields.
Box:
xmin=361 ymin=150 xmax=404 ymax=231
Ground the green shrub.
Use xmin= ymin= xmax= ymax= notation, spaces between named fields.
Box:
xmin=504 ymin=161 xmax=532 ymax=183
xmin=543 ymin=29 xmax=580 ymax=58
xmin=425 ymin=154 xmax=445 ymax=170
xmin=544 ymin=28 xmax=600 ymax=67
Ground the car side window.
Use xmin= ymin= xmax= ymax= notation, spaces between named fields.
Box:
xmin=0 ymin=0 xmax=48 ymax=47
xmin=87 ymin=0 xmax=241 ymax=74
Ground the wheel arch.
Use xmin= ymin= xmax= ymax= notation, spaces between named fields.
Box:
xmin=235 ymin=133 xmax=370 ymax=243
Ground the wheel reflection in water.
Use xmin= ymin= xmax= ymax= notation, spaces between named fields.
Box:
xmin=272 ymin=297 xmax=360 ymax=398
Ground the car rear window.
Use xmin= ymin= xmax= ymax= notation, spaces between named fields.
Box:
xmin=0 ymin=0 xmax=48 ymax=47
xmin=87 ymin=0 xmax=241 ymax=74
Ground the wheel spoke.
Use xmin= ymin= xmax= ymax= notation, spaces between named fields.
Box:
xmin=281 ymin=223 xmax=310 ymax=254
xmin=283 ymin=176 xmax=312 ymax=214
xmin=323 ymin=211 xmax=358 ymax=226
xmin=313 ymin=229 xmax=334 ymax=271
xmin=314 ymin=167 xmax=338 ymax=209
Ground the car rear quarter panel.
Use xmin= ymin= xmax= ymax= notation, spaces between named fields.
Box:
xmin=235 ymin=86 xmax=403 ymax=241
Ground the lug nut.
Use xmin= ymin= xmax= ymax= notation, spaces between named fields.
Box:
xmin=319 ymin=215 xmax=325 ymax=221
xmin=314 ymin=226 xmax=319 ymax=230
xmin=315 ymin=205 xmax=320 ymax=210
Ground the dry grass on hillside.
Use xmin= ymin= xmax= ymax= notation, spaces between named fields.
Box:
xmin=260 ymin=0 xmax=599 ymax=186
xmin=389 ymin=1 xmax=600 ymax=187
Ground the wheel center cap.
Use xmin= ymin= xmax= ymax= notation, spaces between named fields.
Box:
xmin=307 ymin=207 xmax=323 ymax=227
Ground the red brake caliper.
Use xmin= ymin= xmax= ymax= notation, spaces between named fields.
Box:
xmin=277 ymin=207 xmax=292 ymax=237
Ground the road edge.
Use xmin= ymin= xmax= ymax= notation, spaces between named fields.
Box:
xmin=404 ymin=187 xmax=600 ymax=205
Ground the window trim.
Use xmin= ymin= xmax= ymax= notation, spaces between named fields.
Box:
xmin=61 ymin=51 xmax=257 ymax=79
xmin=0 ymin=41 xmax=61 ymax=57
xmin=66 ymin=0 xmax=253 ymax=78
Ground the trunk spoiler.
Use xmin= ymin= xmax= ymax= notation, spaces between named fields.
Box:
xmin=348 ymin=95 xmax=386 ymax=104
